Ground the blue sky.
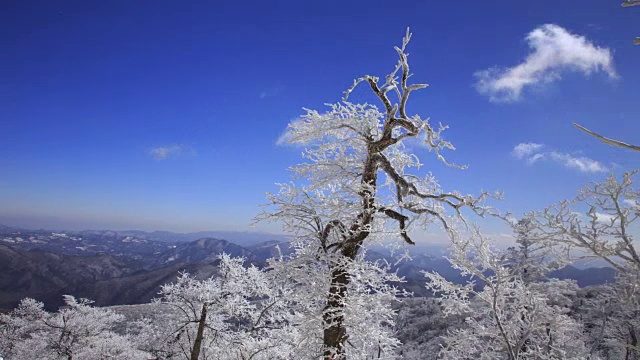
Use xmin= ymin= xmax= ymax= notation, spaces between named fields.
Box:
xmin=1 ymin=0 xmax=639 ymax=238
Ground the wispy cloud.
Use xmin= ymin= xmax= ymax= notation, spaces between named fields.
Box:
xmin=512 ymin=143 xmax=544 ymax=159
xmin=475 ymin=24 xmax=616 ymax=102
xmin=548 ymin=151 xmax=607 ymax=173
xmin=511 ymin=142 xmax=607 ymax=173
xmin=148 ymin=144 xmax=195 ymax=161
xmin=259 ymin=84 xmax=283 ymax=99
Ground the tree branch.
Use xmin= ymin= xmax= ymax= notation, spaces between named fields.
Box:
xmin=573 ymin=123 xmax=640 ymax=152
xmin=377 ymin=206 xmax=415 ymax=245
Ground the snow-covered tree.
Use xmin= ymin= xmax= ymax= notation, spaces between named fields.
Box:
xmin=534 ymin=171 xmax=640 ymax=278
xmin=266 ymin=245 xmax=405 ymax=359
xmin=0 ymin=297 xmax=46 ymax=359
xmin=393 ymin=297 xmax=466 ymax=359
xmin=572 ymin=274 xmax=640 ymax=359
xmin=425 ymin=229 xmax=589 ymax=360
xmin=147 ymin=253 xmax=296 ymax=360
xmin=528 ymin=164 xmax=640 ymax=359
xmin=597 ymin=277 xmax=640 ymax=359
xmin=505 ymin=217 xmax=560 ymax=284
xmin=259 ymin=29 xmax=498 ymax=359
xmin=0 ymin=295 xmax=144 ymax=360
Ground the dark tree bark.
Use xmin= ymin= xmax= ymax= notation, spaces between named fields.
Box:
xmin=190 ymin=303 xmax=208 ymax=360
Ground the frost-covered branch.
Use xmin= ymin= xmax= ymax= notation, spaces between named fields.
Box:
xmin=533 ymin=171 xmax=640 ymax=275
xmin=574 ymin=123 xmax=640 ymax=152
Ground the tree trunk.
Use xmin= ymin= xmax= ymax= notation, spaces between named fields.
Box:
xmin=323 ymin=267 xmax=350 ymax=360
xmin=322 ymin=154 xmax=375 ymax=359
xmin=191 ymin=303 xmax=208 ymax=360
xmin=322 ymin=232 xmax=367 ymax=359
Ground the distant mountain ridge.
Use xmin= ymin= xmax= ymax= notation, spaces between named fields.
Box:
xmin=153 ymin=238 xmax=257 ymax=268
xmin=0 ymin=225 xmax=618 ymax=310
xmin=0 ymin=242 xmax=238 ymax=311
xmin=0 ymin=224 xmax=288 ymax=246
xmin=549 ymin=265 xmax=618 ymax=287
xmin=0 ymin=229 xmax=295 ymax=310
xmin=0 ymin=245 xmax=145 ymax=310
xmin=0 ymin=226 xmax=291 ymax=269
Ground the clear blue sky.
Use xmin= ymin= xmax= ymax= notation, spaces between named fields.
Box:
xmin=2 ymin=0 xmax=639 ymax=236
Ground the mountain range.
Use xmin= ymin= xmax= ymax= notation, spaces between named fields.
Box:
xmin=0 ymin=225 xmax=617 ymax=311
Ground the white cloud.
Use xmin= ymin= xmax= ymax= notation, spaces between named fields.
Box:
xmin=475 ymin=24 xmax=616 ymax=102
xmin=548 ymin=151 xmax=607 ymax=173
xmin=512 ymin=143 xmax=544 ymax=159
xmin=511 ymin=142 xmax=607 ymax=173
xmin=148 ymin=144 xmax=195 ymax=160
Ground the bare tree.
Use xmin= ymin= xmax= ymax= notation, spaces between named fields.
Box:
xmin=534 ymin=171 xmax=640 ymax=276
xmin=260 ymin=29 xmax=499 ymax=359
